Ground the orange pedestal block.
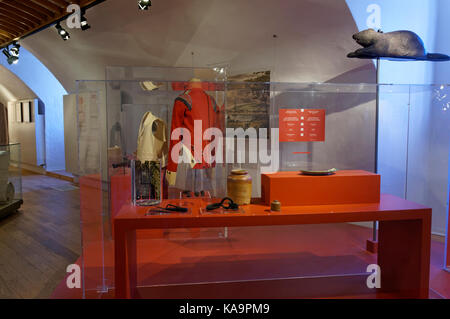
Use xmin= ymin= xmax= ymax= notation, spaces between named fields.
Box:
xmin=261 ymin=170 xmax=380 ymax=206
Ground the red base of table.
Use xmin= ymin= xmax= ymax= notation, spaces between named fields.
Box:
xmin=114 ymin=194 xmax=431 ymax=299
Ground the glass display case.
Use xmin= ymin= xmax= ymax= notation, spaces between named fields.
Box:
xmin=75 ymin=68 xmax=450 ymax=298
xmin=0 ymin=143 xmax=23 ymax=219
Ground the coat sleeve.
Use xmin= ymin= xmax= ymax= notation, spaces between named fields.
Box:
xmin=212 ymin=96 xmax=224 ymax=132
xmin=167 ymin=100 xmax=186 ymax=173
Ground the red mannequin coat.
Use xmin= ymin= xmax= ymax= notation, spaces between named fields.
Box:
xmin=167 ymin=88 xmax=221 ymax=173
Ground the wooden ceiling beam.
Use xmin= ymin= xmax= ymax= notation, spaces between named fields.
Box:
xmin=0 ymin=13 xmax=33 ymax=31
xmin=47 ymin=0 xmax=73 ymax=8
xmin=0 ymin=9 xmax=39 ymax=28
xmin=0 ymin=24 xmax=19 ymax=37
xmin=8 ymin=0 xmax=56 ymax=19
xmin=0 ymin=19 xmax=28 ymax=33
xmin=0 ymin=4 xmax=42 ymax=25
xmin=1 ymin=1 xmax=49 ymax=20
xmin=0 ymin=0 xmax=106 ymax=48
xmin=0 ymin=28 xmax=12 ymax=37
xmin=31 ymin=0 xmax=64 ymax=13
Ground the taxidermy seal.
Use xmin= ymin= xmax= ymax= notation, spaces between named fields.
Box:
xmin=347 ymin=29 xmax=450 ymax=61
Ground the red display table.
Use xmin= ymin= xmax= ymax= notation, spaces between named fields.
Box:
xmin=114 ymin=194 xmax=431 ymax=299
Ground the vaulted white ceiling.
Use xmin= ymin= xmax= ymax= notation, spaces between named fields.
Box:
xmin=1 ymin=0 xmax=373 ymax=96
xmin=0 ymin=65 xmax=37 ymax=105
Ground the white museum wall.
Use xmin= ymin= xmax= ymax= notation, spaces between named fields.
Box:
xmin=7 ymin=99 xmax=45 ymax=173
xmin=21 ymin=0 xmax=372 ymax=91
xmin=0 ymin=50 xmax=67 ymax=171
xmin=0 ymin=66 xmax=46 ymax=172
xmin=0 ymin=66 xmax=37 ymax=104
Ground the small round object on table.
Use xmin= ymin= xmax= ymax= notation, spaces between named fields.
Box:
xmin=271 ymin=200 xmax=281 ymax=212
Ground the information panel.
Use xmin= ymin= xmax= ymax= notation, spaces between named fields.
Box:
xmin=279 ymin=108 xmax=325 ymax=142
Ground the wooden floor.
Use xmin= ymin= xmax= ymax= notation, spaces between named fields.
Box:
xmin=0 ymin=173 xmax=81 ymax=298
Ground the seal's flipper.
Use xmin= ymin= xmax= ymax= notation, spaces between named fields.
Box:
xmin=425 ymin=53 xmax=450 ymax=61
xmin=347 ymin=50 xmax=377 ymax=59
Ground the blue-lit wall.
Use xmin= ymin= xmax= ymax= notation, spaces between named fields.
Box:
xmin=0 ymin=47 xmax=67 ymax=171
xmin=434 ymin=0 xmax=450 ymax=83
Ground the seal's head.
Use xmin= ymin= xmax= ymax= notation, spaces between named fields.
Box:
xmin=352 ymin=28 xmax=379 ymax=47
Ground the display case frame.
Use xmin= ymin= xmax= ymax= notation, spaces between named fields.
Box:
xmin=75 ymin=72 xmax=450 ymax=298
xmin=0 ymin=143 xmax=23 ymax=219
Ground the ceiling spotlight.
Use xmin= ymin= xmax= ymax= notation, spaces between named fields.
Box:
xmin=213 ymin=67 xmax=225 ymax=74
xmin=55 ymin=23 xmax=70 ymax=41
xmin=80 ymin=11 xmax=91 ymax=31
xmin=2 ymin=47 xmax=19 ymax=65
xmin=138 ymin=0 xmax=151 ymax=10
xmin=9 ymin=42 xmax=20 ymax=57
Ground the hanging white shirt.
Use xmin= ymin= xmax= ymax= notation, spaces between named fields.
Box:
xmin=136 ymin=111 xmax=168 ymax=166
